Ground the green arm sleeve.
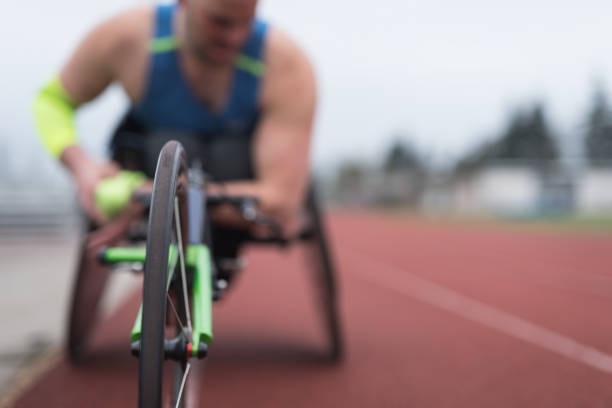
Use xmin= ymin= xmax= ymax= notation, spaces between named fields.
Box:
xmin=33 ymin=76 xmax=77 ymax=158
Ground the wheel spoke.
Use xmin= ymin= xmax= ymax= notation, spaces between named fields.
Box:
xmin=174 ymin=363 xmax=191 ymax=408
xmin=167 ymin=293 xmax=188 ymax=336
xmin=174 ymin=197 xmax=193 ymax=341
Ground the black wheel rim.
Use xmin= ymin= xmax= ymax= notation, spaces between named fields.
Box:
xmin=139 ymin=141 xmax=191 ymax=408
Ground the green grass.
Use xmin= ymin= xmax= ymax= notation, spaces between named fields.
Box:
xmin=499 ymin=214 xmax=612 ymax=233
xmin=374 ymin=208 xmax=612 ymax=235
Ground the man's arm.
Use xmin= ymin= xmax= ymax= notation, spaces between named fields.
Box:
xmin=58 ymin=7 xmax=149 ymax=165
xmin=33 ymin=8 xmax=148 ymax=223
xmin=217 ymin=28 xmax=317 ymax=232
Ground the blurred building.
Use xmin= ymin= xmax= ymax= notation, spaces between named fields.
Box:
xmin=0 ymin=140 xmax=79 ymax=236
xmin=332 ymin=166 xmax=426 ymax=208
xmin=446 ymin=162 xmax=575 ymax=216
xmin=574 ymin=167 xmax=612 ymax=213
xmin=427 ymin=161 xmax=612 ymax=216
xmin=329 ymin=158 xmax=612 ymax=217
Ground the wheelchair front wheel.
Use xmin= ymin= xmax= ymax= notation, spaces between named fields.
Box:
xmin=139 ymin=141 xmax=193 ymax=408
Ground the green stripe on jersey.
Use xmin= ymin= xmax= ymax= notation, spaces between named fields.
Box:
xmin=149 ymin=36 xmax=177 ymax=53
xmin=235 ymin=54 xmax=265 ymax=77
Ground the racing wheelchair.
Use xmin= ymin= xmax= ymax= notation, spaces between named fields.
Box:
xmin=64 ymin=123 xmax=343 ymax=407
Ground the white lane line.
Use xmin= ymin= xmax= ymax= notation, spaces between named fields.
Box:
xmin=0 ymin=347 xmax=62 ymax=408
xmin=346 ymin=249 xmax=612 ymax=375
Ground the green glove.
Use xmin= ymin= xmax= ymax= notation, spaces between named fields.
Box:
xmin=95 ymin=171 xmax=147 ymax=220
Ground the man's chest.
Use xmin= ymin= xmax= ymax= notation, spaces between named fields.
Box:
xmin=183 ymin=68 xmax=233 ymax=113
xmin=119 ymin=48 xmax=234 ymax=114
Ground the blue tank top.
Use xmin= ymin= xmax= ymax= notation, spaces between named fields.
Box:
xmin=131 ymin=4 xmax=268 ymax=138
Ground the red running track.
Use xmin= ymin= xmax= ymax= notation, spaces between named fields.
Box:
xmin=12 ymin=212 xmax=612 ymax=407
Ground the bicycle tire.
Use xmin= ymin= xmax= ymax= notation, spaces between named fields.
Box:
xmin=66 ymin=223 xmax=112 ymax=363
xmin=304 ymin=184 xmax=344 ymax=361
xmin=139 ymin=141 xmax=191 ymax=408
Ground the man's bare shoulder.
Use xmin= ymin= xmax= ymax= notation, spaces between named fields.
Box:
xmin=93 ymin=6 xmax=154 ymax=59
xmin=265 ymin=27 xmax=313 ymax=76
xmin=262 ymin=27 xmax=316 ymax=106
xmin=60 ymin=5 xmax=154 ymax=104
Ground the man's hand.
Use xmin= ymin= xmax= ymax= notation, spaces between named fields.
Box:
xmin=75 ymin=160 xmax=121 ymax=225
xmin=206 ymin=181 xmax=303 ymax=238
xmin=60 ymin=145 xmax=120 ymax=225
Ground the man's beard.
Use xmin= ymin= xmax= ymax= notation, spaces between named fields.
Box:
xmin=185 ymin=22 xmax=232 ymax=67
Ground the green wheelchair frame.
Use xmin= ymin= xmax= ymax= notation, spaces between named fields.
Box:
xmin=66 ymin=140 xmax=343 ymax=408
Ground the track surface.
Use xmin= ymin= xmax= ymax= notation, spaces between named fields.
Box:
xmin=12 ymin=212 xmax=612 ymax=407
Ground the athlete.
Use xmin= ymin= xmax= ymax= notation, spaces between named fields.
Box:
xmin=33 ymin=0 xmax=316 ymax=236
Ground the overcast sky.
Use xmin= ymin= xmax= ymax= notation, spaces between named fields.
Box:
xmin=2 ymin=0 xmax=612 ymax=184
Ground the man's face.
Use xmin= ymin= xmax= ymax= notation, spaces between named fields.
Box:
xmin=181 ymin=0 xmax=258 ymax=66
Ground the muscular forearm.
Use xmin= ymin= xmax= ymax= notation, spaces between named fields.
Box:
xmin=215 ymin=181 xmax=300 ymax=212
xmin=60 ymin=145 xmax=94 ymax=174
xmin=208 ymin=179 xmax=305 ymax=230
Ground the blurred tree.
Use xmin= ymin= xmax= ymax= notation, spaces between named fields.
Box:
xmin=334 ymin=160 xmax=367 ymax=200
xmin=584 ymin=85 xmax=612 ymax=165
xmin=378 ymin=137 xmax=427 ymax=207
xmin=456 ymin=103 xmax=559 ymax=174
xmin=383 ymin=139 xmax=423 ymax=173
xmin=493 ymin=104 xmax=558 ymax=161
xmin=337 ymin=162 xmax=365 ymax=187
